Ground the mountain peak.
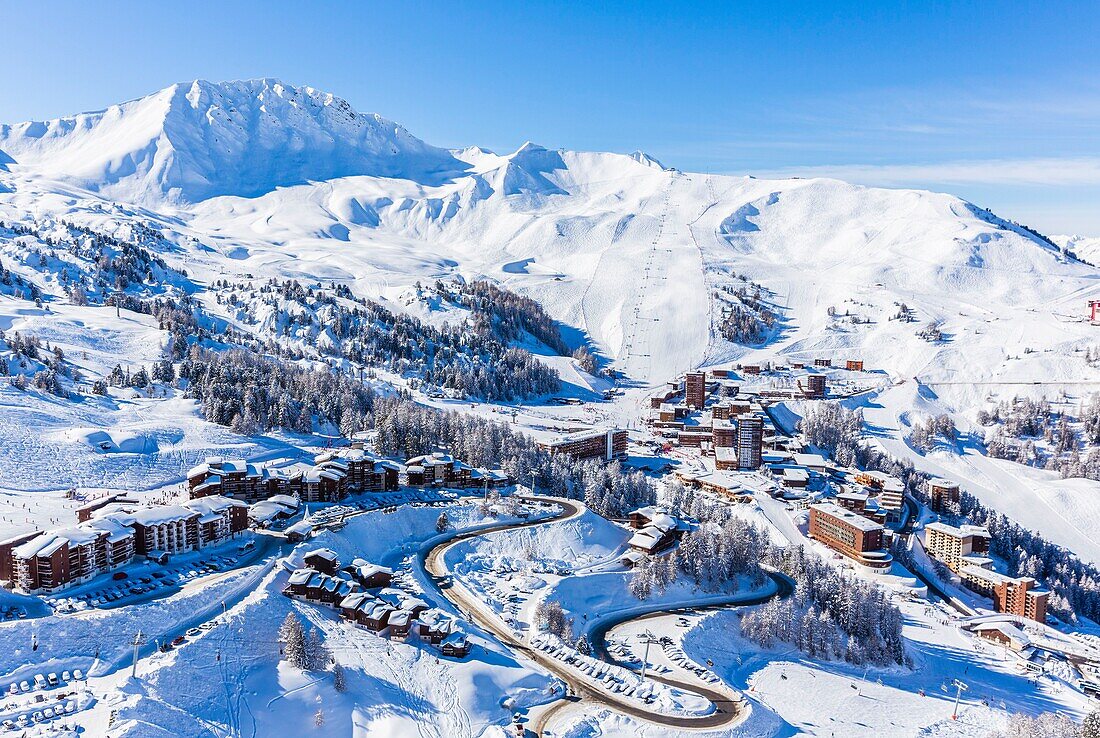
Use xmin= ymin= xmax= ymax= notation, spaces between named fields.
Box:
xmin=0 ymin=79 xmax=463 ymax=204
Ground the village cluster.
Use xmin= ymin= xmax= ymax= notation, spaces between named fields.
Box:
xmin=645 ymin=363 xmax=1057 ymax=627
xmin=0 ymin=431 xmax=622 ymax=600
xmin=282 ymin=547 xmax=471 ymax=658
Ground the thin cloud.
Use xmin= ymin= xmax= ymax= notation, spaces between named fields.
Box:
xmin=753 ymin=157 xmax=1100 ymax=187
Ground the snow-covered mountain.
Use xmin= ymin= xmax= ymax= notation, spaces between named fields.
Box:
xmin=0 ymin=78 xmax=461 ymax=204
xmin=1054 ymin=233 xmax=1100 ymax=266
xmin=2 ymin=79 xmax=1100 ymax=556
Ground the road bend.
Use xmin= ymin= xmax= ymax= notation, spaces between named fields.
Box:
xmin=418 ymin=495 xmax=789 ymax=734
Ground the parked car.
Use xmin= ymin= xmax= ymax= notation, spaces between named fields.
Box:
xmin=46 ymin=673 xmax=59 ymax=687
xmin=112 ymin=571 xmax=128 ymax=580
xmin=33 ymin=674 xmax=47 ymax=690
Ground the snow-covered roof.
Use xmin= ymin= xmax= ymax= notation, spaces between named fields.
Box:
xmin=793 ymin=453 xmax=829 ymax=468
xmin=926 ymin=521 xmax=990 ymax=539
xmin=406 ymin=452 xmax=456 ymax=467
xmin=185 ymin=495 xmax=246 ymax=515
xmin=287 ymin=568 xmax=316 ymax=586
xmin=417 ymin=608 xmax=452 ymax=631
xmin=974 ymin=621 xmax=1032 ymax=648
xmin=84 ymin=516 xmax=135 ymax=543
xmin=339 ymin=592 xmax=371 ymax=610
xmin=284 ymin=520 xmax=313 ymax=536
xmin=304 ymin=547 xmax=339 ymax=562
xmin=810 ymin=502 xmax=883 ymax=532
xmin=13 ymin=532 xmax=70 ymax=559
xmin=125 ymin=505 xmax=200 ymax=527
xmin=628 ymin=529 xmax=664 ymax=551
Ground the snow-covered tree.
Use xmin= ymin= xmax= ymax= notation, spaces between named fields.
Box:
xmin=280 ymin=612 xmax=307 ymax=669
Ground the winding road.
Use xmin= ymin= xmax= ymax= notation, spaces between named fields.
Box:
xmin=417 ymin=495 xmax=791 ymax=735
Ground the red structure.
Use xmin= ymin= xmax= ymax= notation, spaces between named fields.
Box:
xmin=1091 ymin=300 xmax=1100 ymax=323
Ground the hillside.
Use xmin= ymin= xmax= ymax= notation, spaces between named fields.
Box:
xmin=1 ymin=79 xmax=1099 ymax=554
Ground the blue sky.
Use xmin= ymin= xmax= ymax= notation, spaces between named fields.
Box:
xmin=3 ymin=1 xmax=1099 ymax=233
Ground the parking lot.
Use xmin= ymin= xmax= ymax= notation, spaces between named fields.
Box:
xmin=1 ymin=669 xmax=90 ymax=733
xmin=45 ymin=553 xmax=243 ymax=615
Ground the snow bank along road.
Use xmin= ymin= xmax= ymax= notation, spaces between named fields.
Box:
xmin=419 ymin=495 xmax=790 ymax=732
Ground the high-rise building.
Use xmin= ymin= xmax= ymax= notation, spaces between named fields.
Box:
xmin=959 ymin=566 xmax=1048 ymax=623
xmin=736 ymin=415 xmax=764 ymax=470
xmin=805 ymin=374 xmax=826 ymax=399
xmin=924 ymin=522 xmax=991 ymax=572
xmin=929 ymin=478 xmax=961 ymax=513
xmin=685 ymin=372 xmax=707 ymax=409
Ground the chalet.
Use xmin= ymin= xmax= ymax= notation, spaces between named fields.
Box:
xmin=285 ymin=569 xmax=317 ymax=597
xmin=387 ymin=609 xmax=415 ymax=640
xmin=338 ymin=592 xmax=372 ymax=620
xmin=405 ymin=453 xmax=475 ymax=487
xmin=619 ymin=550 xmax=647 ymax=569
xmin=343 ymin=561 xmax=394 ymax=589
xmin=441 ymin=632 xmax=470 ymax=658
xmin=374 ymin=587 xmax=428 ymax=617
xmin=284 ymin=520 xmax=313 ymax=543
xmin=360 ymin=601 xmax=395 ymax=632
xmin=417 ymin=608 xmax=454 ymax=645
xmin=627 ymin=510 xmax=682 ymax=554
xmin=303 ymin=548 xmax=340 ymax=575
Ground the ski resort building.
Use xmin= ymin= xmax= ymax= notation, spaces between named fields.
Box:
xmin=808 ymin=502 xmax=892 ymax=572
xmin=923 ymin=522 xmax=991 ymax=572
xmin=846 ymin=360 xmax=864 ymax=371
xmin=538 ymin=429 xmax=627 ymax=462
xmin=736 ymin=415 xmax=764 ymax=470
xmin=929 ymin=478 xmax=961 ymax=514
xmin=959 ymin=566 xmax=1049 ymax=623
xmin=404 ymin=453 xmax=474 ymax=487
xmin=186 ymin=457 xmax=267 ymax=501
xmin=627 ymin=507 xmax=684 ymax=554
xmin=314 ymin=450 xmax=401 ymax=492
xmin=685 ymin=371 xmax=707 ymax=409
xmin=2 ymin=493 xmax=254 ymax=594
xmin=7 ymin=518 xmax=136 ymax=594
xmin=803 ymin=373 xmax=826 ymax=399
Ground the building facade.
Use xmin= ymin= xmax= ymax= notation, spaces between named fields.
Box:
xmin=736 ymin=416 xmax=764 ymax=470
xmin=808 ymin=502 xmax=892 ymax=571
xmin=959 ymin=565 xmax=1048 ymax=623
xmin=923 ymin=522 xmax=991 ymax=572
xmin=538 ymin=429 xmax=628 ymax=462
xmin=685 ymin=372 xmax=707 ymax=409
